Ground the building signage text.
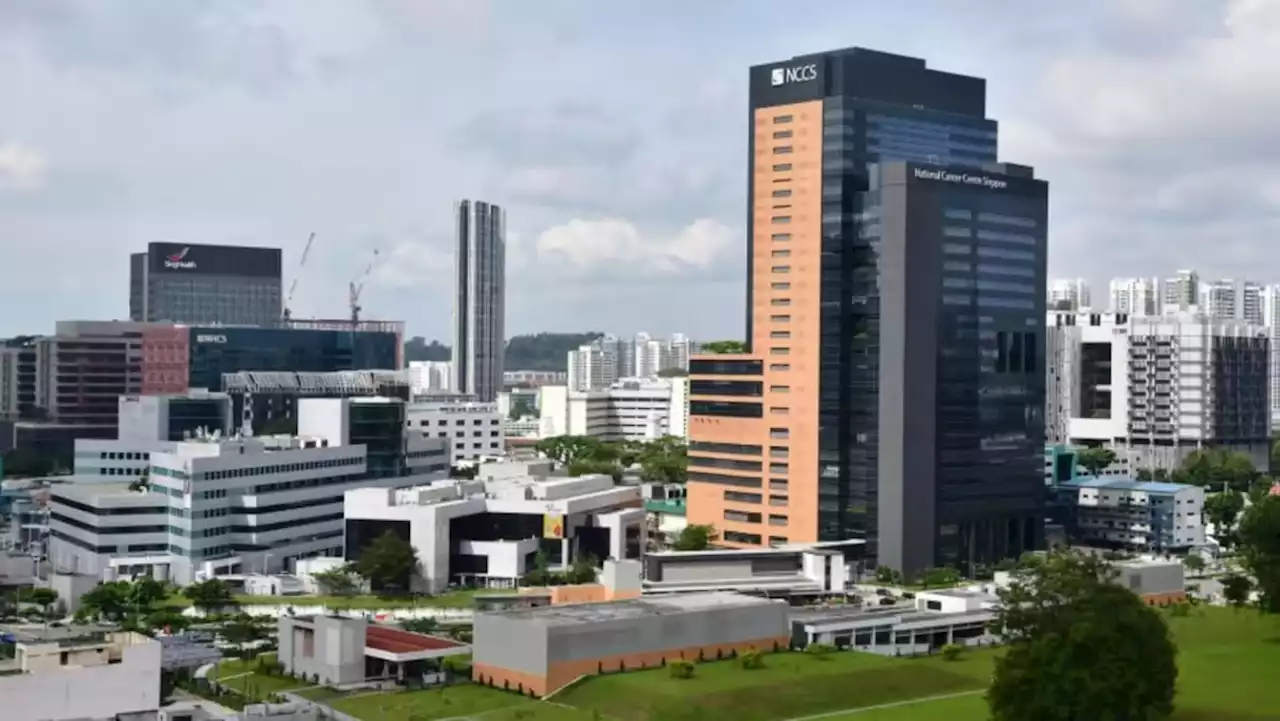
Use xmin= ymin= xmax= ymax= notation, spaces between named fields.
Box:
xmin=913 ymin=167 xmax=1009 ymax=190
xmin=771 ymin=64 xmax=818 ymax=86
xmin=196 ymin=334 xmax=227 ymax=344
xmin=162 ymin=247 xmax=197 ymax=270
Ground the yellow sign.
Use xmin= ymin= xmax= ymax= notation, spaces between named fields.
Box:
xmin=543 ymin=514 xmax=565 ymax=539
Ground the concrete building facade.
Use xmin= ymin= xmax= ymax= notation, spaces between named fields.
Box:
xmin=1 ymin=630 xmax=161 ymax=721
xmin=539 ymin=378 xmax=689 ymax=441
xmin=1046 ymin=310 xmax=1271 ymax=471
xmin=343 ymin=467 xmax=643 ymax=593
xmin=406 ymin=398 xmax=504 ymax=462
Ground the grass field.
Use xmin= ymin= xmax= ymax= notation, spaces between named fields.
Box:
xmin=326 ymin=685 xmax=599 ymax=721
xmin=555 ymin=648 xmax=991 ymax=721
xmin=211 ymin=653 xmax=312 ymax=698
xmin=164 ymin=589 xmax=481 ymax=610
xmin=818 ymin=607 xmax=1280 ymax=721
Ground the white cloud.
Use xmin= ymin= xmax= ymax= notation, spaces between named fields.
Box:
xmin=533 ymin=218 xmax=736 ymax=277
xmin=0 ymin=142 xmax=48 ymax=191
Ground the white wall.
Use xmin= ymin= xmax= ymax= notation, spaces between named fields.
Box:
xmin=4 ymin=640 xmax=161 ymax=721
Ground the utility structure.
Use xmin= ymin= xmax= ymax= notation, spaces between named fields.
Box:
xmin=349 ymin=248 xmax=380 ymax=326
xmin=282 ymin=232 xmax=316 ymax=321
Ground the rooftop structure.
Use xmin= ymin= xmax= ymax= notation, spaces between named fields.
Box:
xmin=1 ymin=630 xmax=161 ymax=721
xmin=642 ymin=541 xmax=864 ymax=599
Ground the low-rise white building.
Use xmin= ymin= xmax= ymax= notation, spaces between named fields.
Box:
xmin=538 ymin=378 xmax=689 ymax=441
xmin=405 ymin=399 xmax=504 ymax=462
xmin=344 ymin=470 xmax=644 ymax=593
xmin=0 ymin=629 xmax=161 ymax=721
xmin=48 ymin=398 xmax=450 ymax=584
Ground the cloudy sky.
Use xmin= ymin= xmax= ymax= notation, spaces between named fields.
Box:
xmin=2 ymin=0 xmax=1277 ymax=341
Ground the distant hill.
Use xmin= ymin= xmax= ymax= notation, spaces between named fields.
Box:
xmin=403 ymin=332 xmax=604 ymax=372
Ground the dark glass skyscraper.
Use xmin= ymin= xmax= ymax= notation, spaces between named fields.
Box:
xmin=451 ymin=200 xmax=506 ymax=402
xmin=130 ymin=242 xmax=282 ymax=326
xmin=686 ymin=47 xmax=1047 ymax=575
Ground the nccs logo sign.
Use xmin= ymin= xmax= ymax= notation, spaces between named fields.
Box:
xmin=771 ymin=64 xmax=818 ymax=87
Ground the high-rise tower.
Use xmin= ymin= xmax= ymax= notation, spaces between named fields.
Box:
xmin=450 ymin=200 xmax=505 ymax=402
xmin=687 ymin=48 xmax=1048 ymax=575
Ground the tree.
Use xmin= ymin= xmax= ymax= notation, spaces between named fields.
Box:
xmin=1221 ymin=574 xmax=1253 ymax=610
xmin=1272 ymin=437 xmax=1280 ymax=474
xmin=523 ymin=550 xmax=552 ymax=587
xmin=671 ymin=524 xmax=718 ymax=551
xmin=701 ymin=340 xmax=747 ymax=355
xmin=401 ymin=617 xmax=439 ymax=634
xmin=145 ymin=609 xmax=190 ymax=634
xmin=312 ymin=566 xmax=360 ymax=596
xmin=1182 ymin=554 xmax=1205 ymax=574
xmin=566 ymin=555 xmax=599 ymax=585
xmin=987 ymin=550 xmax=1177 ymax=721
xmin=1180 ymin=449 xmax=1258 ymax=491
xmin=1204 ymin=492 xmax=1245 ymax=546
xmin=79 ymin=581 xmax=133 ymax=622
xmin=130 ymin=578 xmax=169 ymax=609
xmin=567 ymin=458 xmax=622 ymax=482
xmin=638 ymin=436 xmax=687 ymax=484
xmin=28 ymin=588 xmax=59 ymax=619
xmin=353 ymin=530 xmax=420 ymax=593
xmin=183 ymin=579 xmax=236 ymax=614
xmin=1249 ymin=475 xmax=1276 ymax=505
xmin=918 ymin=567 xmax=961 ymax=589
xmin=1236 ymin=495 xmax=1280 ymax=613
xmin=1075 ymin=446 xmax=1117 ymax=477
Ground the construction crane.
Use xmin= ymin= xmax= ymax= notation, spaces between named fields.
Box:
xmin=282 ymin=232 xmax=316 ymax=321
xmin=349 ymin=248 xmax=380 ymax=326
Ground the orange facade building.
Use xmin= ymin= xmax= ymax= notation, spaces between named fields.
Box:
xmin=688 ymin=48 xmax=1049 ymax=575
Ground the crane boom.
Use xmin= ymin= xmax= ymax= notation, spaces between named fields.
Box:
xmin=349 ymin=248 xmax=380 ymax=325
xmin=282 ymin=231 xmax=316 ymax=321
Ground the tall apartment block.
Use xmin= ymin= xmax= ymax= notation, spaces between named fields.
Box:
xmin=450 ymin=200 xmax=506 ymax=402
xmin=1048 ymin=278 xmax=1091 ymax=311
xmin=129 ymin=242 xmax=282 ymax=326
xmin=687 ymin=48 xmax=1048 ymax=575
xmin=1046 ymin=310 xmax=1271 ymax=470
xmin=1108 ymin=277 xmax=1160 ymax=316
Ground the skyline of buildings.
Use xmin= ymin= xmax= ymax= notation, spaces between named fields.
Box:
xmin=685 ymin=47 xmax=1049 ymax=575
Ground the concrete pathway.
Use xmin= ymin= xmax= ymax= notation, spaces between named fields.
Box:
xmin=782 ymin=689 xmax=985 ymax=721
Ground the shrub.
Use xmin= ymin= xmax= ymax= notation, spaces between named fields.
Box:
xmin=668 ymin=660 xmax=695 ymax=679
xmin=940 ymin=644 xmax=964 ymax=661
xmin=805 ymin=642 xmax=836 ymax=659
xmin=739 ymin=648 xmax=765 ymax=670
xmin=1170 ymin=602 xmax=1192 ymax=617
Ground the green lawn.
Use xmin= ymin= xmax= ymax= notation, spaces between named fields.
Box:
xmin=327 ymin=685 xmax=560 ymax=721
xmin=212 ymin=653 xmax=311 ymax=699
xmin=819 ymin=607 xmax=1280 ymax=721
xmin=164 ymin=589 xmax=481 ymax=610
xmin=555 ymin=649 xmax=988 ymax=721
